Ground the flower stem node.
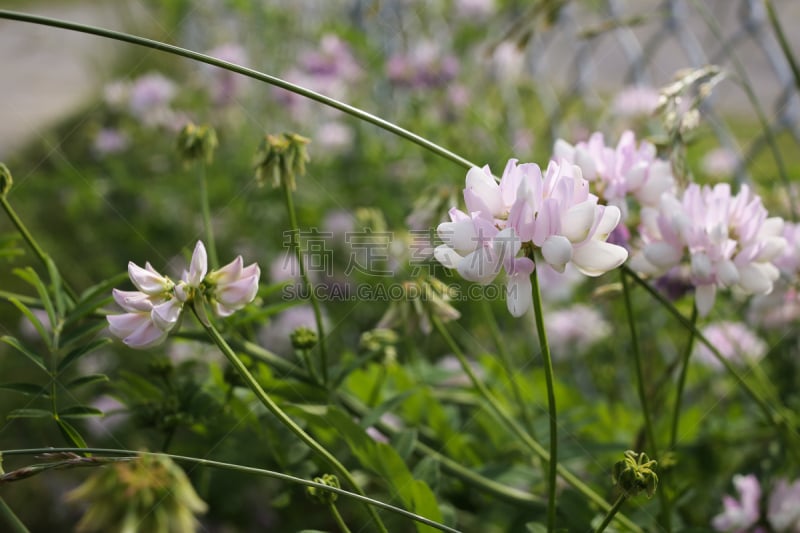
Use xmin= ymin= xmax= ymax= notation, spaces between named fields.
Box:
xmin=176 ymin=122 xmax=218 ymax=165
xmin=254 ymin=132 xmax=311 ymax=190
xmin=307 ymin=473 xmax=340 ymax=505
xmin=612 ymin=450 xmax=659 ymax=499
xmin=290 ymin=326 xmax=318 ymax=350
xmin=0 ymin=163 xmax=12 ymax=197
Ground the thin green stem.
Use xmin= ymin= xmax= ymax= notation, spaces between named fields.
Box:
xmin=0 ymin=10 xmax=476 ymax=172
xmin=430 ymin=316 xmax=642 ymax=533
xmin=190 ymin=304 xmax=388 ymax=533
xmin=620 ymin=270 xmax=670 ymax=531
xmin=282 ymin=181 xmax=328 ymax=385
xmin=594 ymin=493 xmax=627 ymax=533
xmin=530 ymin=267 xmax=558 ymax=532
xmin=669 ymin=305 xmax=698 ymax=449
xmin=0 ymin=448 xmax=457 ymax=533
xmin=330 ymin=503 xmax=353 ymax=533
xmin=0 ymin=498 xmax=29 ymax=533
xmin=0 ymin=196 xmax=77 ymax=301
xmin=481 ymin=300 xmax=536 ymax=436
xmin=0 ymin=197 xmax=48 ymax=272
xmin=623 ymin=266 xmax=800 ymax=447
xmin=197 ymin=162 xmax=218 ymax=269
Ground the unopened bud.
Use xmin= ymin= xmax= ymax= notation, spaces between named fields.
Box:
xmin=612 ymin=450 xmax=658 ymax=498
xmin=254 ymin=132 xmax=311 ymax=190
xmin=307 ymin=473 xmax=340 ymax=504
xmin=290 ymin=326 xmax=318 ymax=350
xmin=176 ymin=122 xmax=218 ymax=164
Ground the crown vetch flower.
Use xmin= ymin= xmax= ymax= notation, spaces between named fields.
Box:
xmin=433 ymin=158 xmax=627 ymax=317
xmin=205 ymin=255 xmax=261 ymax=317
xmin=553 ymin=130 xmax=675 ymax=217
xmin=630 ymin=183 xmax=785 ymax=315
xmin=108 ymin=241 xmax=260 ymax=348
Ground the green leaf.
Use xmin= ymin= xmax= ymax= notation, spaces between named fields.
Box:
xmin=67 ymin=272 xmax=128 ymax=325
xmin=58 ymin=338 xmax=112 ymax=373
xmin=59 ymin=405 xmax=104 ymax=419
xmin=359 ymin=390 xmax=414 ymax=430
xmin=65 ymin=374 xmax=109 ymax=389
xmin=6 ymin=298 xmax=51 ymax=350
xmin=0 ymin=382 xmax=49 ymax=397
xmin=0 ymin=335 xmax=48 ymax=372
xmin=44 ymin=255 xmax=65 ymax=318
xmin=56 ymin=418 xmax=87 ymax=448
xmin=412 ymin=456 xmax=440 ymax=493
xmin=59 ymin=321 xmax=109 ymax=351
xmin=13 ymin=267 xmax=56 ymax=338
xmin=7 ymin=408 xmax=51 ymax=419
xmin=293 ymin=405 xmax=443 ymax=532
xmin=390 ymin=429 xmax=417 ymax=462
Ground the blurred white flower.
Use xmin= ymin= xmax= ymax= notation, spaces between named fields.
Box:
xmin=693 ymin=321 xmax=767 ymax=370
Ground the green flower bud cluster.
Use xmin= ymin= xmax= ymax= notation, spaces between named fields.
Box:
xmin=612 ymin=450 xmax=659 ymax=499
xmin=306 ymin=473 xmax=340 ymax=505
xmin=290 ymin=326 xmax=318 ymax=350
xmin=176 ymin=122 xmax=218 ymax=165
xmin=67 ymin=454 xmax=207 ymax=533
xmin=254 ymin=132 xmax=310 ymax=190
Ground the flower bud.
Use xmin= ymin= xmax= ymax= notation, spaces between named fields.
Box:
xmin=307 ymin=473 xmax=340 ymax=505
xmin=254 ymin=132 xmax=311 ymax=190
xmin=290 ymin=326 xmax=318 ymax=350
xmin=176 ymin=122 xmax=218 ymax=164
xmin=0 ymin=163 xmax=12 ymax=197
xmin=612 ymin=450 xmax=659 ymax=499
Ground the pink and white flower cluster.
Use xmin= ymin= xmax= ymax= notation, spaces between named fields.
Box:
xmin=434 ymin=159 xmax=628 ymax=317
xmin=553 ymin=130 xmax=675 ymax=218
xmin=713 ymin=474 xmax=800 ymax=532
xmin=108 ymin=241 xmax=260 ymax=349
xmin=629 ymin=183 xmax=786 ymax=316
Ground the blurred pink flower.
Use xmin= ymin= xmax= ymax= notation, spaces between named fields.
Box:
xmin=712 ymin=474 xmax=762 ymax=532
xmin=768 ymin=478 xmax=800 ymax=532
xmin=692 ymin=321 xmax=767 ymax=370
xmin=205 ymin=43 xmax=249 ymax=106
xmin=612 ymin=86 xmax=660 ymax=117
xmin=546 ymin=304 xmax=611 ymax=357
xmin=92 ymin=128 xmax=129 ymax=155
xmin=702 ymin=147 xmax=739 ymax=179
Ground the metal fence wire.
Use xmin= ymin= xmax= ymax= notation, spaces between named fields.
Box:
xmin=500 ymin=0 xmax=800 ymax=195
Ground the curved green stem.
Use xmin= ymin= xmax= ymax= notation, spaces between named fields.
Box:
xmin=282 ymin=181 xmax=328 ymax=385
xmin=430 ymin=316 xmax=642 ymax=533
xmin=190 ymin=304 xmax=388 ymax=533
xmin=620 ymin=270 xmax=670 ymax=531
xmin=0 ymin=10 xmax=476 ymax=172
xmin=197 ymin=162 xmax=218 ymax=269
xmin=0 ymin=448 xmax=456 ymax=533
xmin=594 ymin=493 xmax=627 ymax=533
xmin=530 ymin=267 xmax=558 ymax=532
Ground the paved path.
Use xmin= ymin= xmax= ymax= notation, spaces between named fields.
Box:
xmin=0 ymin=2 xmax=146 ymax=159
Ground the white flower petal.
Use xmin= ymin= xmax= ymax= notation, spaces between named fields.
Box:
xmin=561 ymin=201 xmax=596 ymax=243
xmin=572 ymin=240 xmax=628 ymax=276
xmin=717 ymin=260 xmax=740 ymax=287
xmin=112 ymin=289 xmax=153 ymax=312
xmin=128 ymin=261 xmax=170 ymax=295
xmin=458 ymin=248 xmax=501 ymax=284
xmin=541 ymin=235 xmax=573 ymax=273
xmin=186 ymin=241 xmax=208 ymax=286
xmin=506 ymin=270 xmax=533 ymax=317
xmin=695 ymin=284 xmax=716 ymax=317
xmin=151 ymin=298 xmax=183 ymax=331
xmin=438 ymin=219 xmax=478 ymax=255
xmin=123 ymin=318 xmax=169 ymax=349
xmin=644 ymin=242 xmax=683 ymax=269
xmin=434 ymin=245 xmax=462 ymax=270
